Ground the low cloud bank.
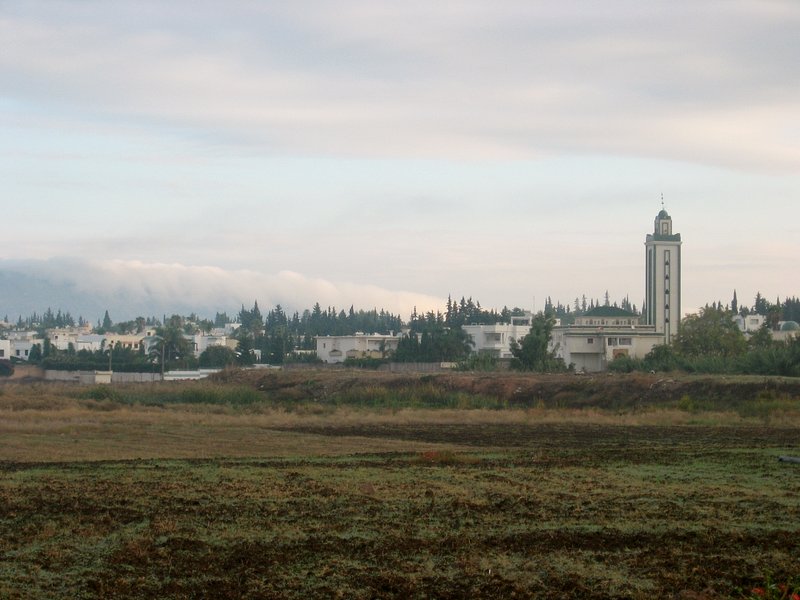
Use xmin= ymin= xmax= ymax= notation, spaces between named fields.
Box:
xmin=0 ymin=258 xmax=443 ymax=322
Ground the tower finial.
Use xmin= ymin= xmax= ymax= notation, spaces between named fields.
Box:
xmin=661 ymin=192 xmax=664 ymax=210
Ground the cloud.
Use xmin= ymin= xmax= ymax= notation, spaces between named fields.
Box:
xmin=2 ymin=1 xmax=799 ymax=169
xmin=0 ymin=258 xmax=443 ymax=320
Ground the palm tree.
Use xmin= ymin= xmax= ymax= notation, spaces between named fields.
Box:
xmin=150 ymin=323 xmax=192 ymax=372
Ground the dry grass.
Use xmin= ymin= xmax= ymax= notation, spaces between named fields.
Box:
xmin=1 ymin=402 xmax=797 ymax=463
xmin=2 ymin=374 xmax=800 ymax=463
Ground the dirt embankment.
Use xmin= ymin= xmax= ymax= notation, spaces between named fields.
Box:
xmin=210 ymin=368 xmax=800 ymax=409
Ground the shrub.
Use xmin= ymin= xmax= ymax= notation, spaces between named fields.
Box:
xmin=607 ymin=355 xmax=641 ymax=373
xmin=198 ymin=346 xmax=237 ymax=368
xmin=456 ymin=353 xmax=499 ymax=372
xmin=0 ymin=360 xmax=14 ymax=377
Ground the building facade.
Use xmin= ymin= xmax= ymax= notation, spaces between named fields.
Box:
xmin=733 ymin=314 xmax=766 ymax=333
xmin=315 ymin=333 xmax=400 ymax=364
xmin=463 ymin=314 xmax=534 ymax=359
xmin=550 ymin=306 xmax=663 ymax=372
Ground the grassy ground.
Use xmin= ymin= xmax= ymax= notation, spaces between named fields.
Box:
xmin=1 ymin=373 xmax=799 ymax=598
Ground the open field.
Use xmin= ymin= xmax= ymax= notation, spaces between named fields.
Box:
xmin=1 ymin=371 xmax=799 ymax=598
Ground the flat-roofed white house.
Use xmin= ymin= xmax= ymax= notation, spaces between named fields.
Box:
xmin=550 ymin=306 xmax=663 ymax=372
xmin=0 ymin=339 xmax=11 ymax=360
xmin=734 ymin=314 xmax=766 ymax=333
xmin=189 ymin=332 xmax=232 ymax=357
xmin=46 ymin=328 xmax=80 ymax=351
xmin=463 ymin=314 xmax=536 ymax=359
xmin=45 ymin=326 xmax=94 ymax=351
xmin=10 ymin=338 xmax=45 ymax=361
xmin=315 ymin=333 xmax=400 ymax=363
xmin=76 ymin=334 xmax=105 ymax=352
xmin=104 ymin=333 xmax=148 ymax=352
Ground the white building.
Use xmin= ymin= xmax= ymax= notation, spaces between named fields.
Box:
xmin=550 ymin=307 xmax=663 ymax=372
xmin=103 ymin=333 xmax=148 ymax=352
xmin=645 ymin=208 xmax=682 ymax=344
xmin=315 ymin=333 xmax=400 ymax=364
xmin=10 ymin=338 xmax=44 ymax=361
xmin=734 ymin=314 xmax=766 ymax=333
xmin=45 ymin=325 xmax=94 ymax=351
xmin=189 ymin=332 xmax=235 ymax=357
xmin=463 ymin=314 xmax=535 ymax=359
xmin=0 ymin=339 xmax=10 ymax=360
xmin=75 ymin=334 xmax=105 ymax=352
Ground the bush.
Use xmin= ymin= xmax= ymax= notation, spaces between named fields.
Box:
xmin=198 ymin=346 xmax=237 ymax=368
xmin=342 ymin=357 xmax=387 ymax=369
xmin=607 ymin=355 xmax=641 ymax=373
xmin=642 ymin=345 xmax=682 ymax=372
xmin=456 ymin=353 xmax=499 ymax=372
xmin=0 ymin=360 xmax=14 ymax=377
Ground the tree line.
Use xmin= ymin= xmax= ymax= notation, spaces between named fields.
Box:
xmin=4 ymin=289 xmax=798 ymax=373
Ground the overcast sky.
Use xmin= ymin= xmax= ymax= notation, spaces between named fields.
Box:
xmin=1 ymin=1 xmax=798 ymax=320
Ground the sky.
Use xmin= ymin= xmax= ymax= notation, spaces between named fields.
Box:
xmin=1 ymin=0 xmax=798 ymax=321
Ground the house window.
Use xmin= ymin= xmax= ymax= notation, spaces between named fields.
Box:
xmin=607 ymin=338 xmax=617 ymax=346
xmin=0 ymin=349 xmax=4 ymax=357
xmin=587 ymin=338 xmax=594 ymax=344
xmin=16 ymin=350 xmax=20 ymax=356
xmin=619 ymin=338 xmax=632 ymax=346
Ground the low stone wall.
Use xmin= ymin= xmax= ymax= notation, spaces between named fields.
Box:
xmin=44 ymin=370 xmax=162 ymax=384
xmin=112 ymin=372 xmax=162 ymax=383
xmin=380 ymin=362 xmax=457 ymax=373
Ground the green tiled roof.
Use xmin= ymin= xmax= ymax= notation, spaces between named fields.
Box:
xmin=583 ymin=306 xmax=637 ymax=318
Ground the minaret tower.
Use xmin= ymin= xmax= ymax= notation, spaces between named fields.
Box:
xmin=645 ymin=204 xmax=681 ymax=343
